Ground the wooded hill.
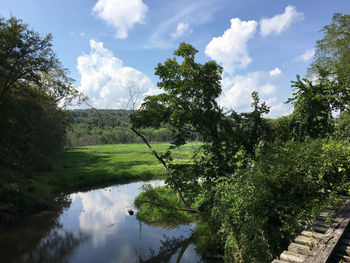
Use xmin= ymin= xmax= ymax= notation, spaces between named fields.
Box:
xmin=65 ymin=109 xmax=199 ymax=146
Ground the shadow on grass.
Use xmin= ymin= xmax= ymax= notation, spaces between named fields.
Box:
xmin=36 ymin=149 xmax=166 ymax=194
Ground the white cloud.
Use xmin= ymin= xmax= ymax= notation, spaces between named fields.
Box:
xmin=295 ymin=49 xmax=315 ymax=62
xmin=219 ymin=69 xmax=283 ymax=113
xmin=93 ymin=0 xmax=148 ymax=39
xmin=170 ymin=22 xmax=192 ymax=39
xmin=77 ymin=40 xmax=154 ymax=109
xmin=260 ymin=5 xmax=304 ymax=37
xmin=265 ymin=97 xmax=293 ymax=117
xmin=205 ymin=18 xmax=258 ymax=74
xmin=269 ymin=67 xmax=281 ymax=77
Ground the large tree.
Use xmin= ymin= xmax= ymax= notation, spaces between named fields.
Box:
xmin=287 ymin=70 xmax=335 ymax=139
xmin=0 ymin=16 xmax=79 ymax=168
xmin=131 ymin=43 xmax=269 ymax=206
xmin=308 ymin=13 xmax=350 ymax=112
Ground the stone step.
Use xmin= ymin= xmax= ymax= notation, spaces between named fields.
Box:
xmin=288 ymin=242 xmax=310 ymax=255
xmin=294 ymin=235 xmax=316 ymax=246
xmin=319 ymin=211 xmax=333 ymax=218
xmin=301 ymin=230 xmax=326 ymax=240
xmin=280 ymin=251 xmax=306 ymax=263
xmin=310 ymin=224 xmax=329 ymax=233
xmin=312 ymin=219 xmax=330 ymax=228
xmin=316 ymin=214 xmax=335 ymax=222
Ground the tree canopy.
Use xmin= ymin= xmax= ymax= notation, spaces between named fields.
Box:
xmin=0 ymin=16 xmax=79 ymax=168
xmin=131 ymin=14 xmax=350 ymax=261
xmin=309 ymin=13 xmax=350 ymax=111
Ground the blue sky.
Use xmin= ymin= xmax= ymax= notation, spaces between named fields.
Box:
xmin=1 ymin=0 xmax=349 ymax=117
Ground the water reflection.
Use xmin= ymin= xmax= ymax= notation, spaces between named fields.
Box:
xmin=137 ymin=234 xmax=195 ymax=263
xmin=0 ymin=181 xmax=206 ymax=263
xmin=64 ymin=180 xmax=203 ymax=263
xmin=0 ymin=196 xmax=87 ymax=263
xmin=21 ymin=228 xmax=88 ymax=263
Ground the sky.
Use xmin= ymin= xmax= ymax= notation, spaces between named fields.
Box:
xmin=1 ymin=0 xmax=349 ymax=117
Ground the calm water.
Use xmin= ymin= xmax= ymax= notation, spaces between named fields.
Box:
xmin=0 ymin=180 xmax=205 ymax=263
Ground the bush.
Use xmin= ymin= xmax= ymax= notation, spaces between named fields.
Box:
xmin=134 ymin=184 xmax=196 ymax=227
xmin=206 ymin=139 xmax=350 ymax=262
xmin=335 ymin=111 xmax=350 ymax=139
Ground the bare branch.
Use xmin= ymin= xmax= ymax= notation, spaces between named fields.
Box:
xmin=84 ymin=100 xmax=193 ymax=211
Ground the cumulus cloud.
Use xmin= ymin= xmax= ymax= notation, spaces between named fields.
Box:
xmin=205 ymin=18 xmax=258 ymax=74
xmin=93 ymin=0 xmax=148 ymax=39
xmin=295 ymin=49 xmax=315 ymax=62
xmin=265 ymin=97 xmax=293 ymax=117
xmin=269 ymin=67 xmax=282 ymax=77
xmin=170 ymin=22 xmax=192 ymax=39
xmin=77 ymin=40 xmax=154 ymax=109
xmin=219 ymin=69 xmax=283 ymax=113
xmin=260 ymin=5 xmax=304 ymax=37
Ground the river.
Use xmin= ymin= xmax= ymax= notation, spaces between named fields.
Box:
xmin=0 ymin=180 xmax=207 ymax=263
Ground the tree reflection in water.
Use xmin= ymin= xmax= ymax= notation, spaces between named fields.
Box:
xmin=21 ymin=227 xmax=88 ymax=263
xmin=0 ymin=194 xmax=88 ymax=263
xmin=137 ymin=234 xmax=195 ymax=263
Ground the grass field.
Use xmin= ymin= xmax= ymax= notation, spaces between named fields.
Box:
xmin=36 ymin=142 xmax=199 ymax=194
xmin=0 ymin=143 xmax=198 ymax=224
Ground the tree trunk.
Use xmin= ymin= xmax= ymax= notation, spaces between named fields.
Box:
xmin=87 ymin=104 xmax=195 ymax=211
xmin=130 ymin=127 xmax=193 ymax=211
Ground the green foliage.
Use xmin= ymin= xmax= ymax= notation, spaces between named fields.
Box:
xmin=0 ymin=143 xmax=196 ymax=224
xmin=3 ymin=14 xmax=350 ymax=263
xmin=207 ymin=139 xmax=350 ymax=262
xmin=131 ymin=42 xmax=224 ymax=147
xmin=0 ymin=16 xmax=78 ymax=169
xmin=309 ymin=13 xmax=350 ymax=111
xmin=0 ymin=167 xmax=54 ymax=224
xmin=335 ymin=111 xmax=350 ymax=139
xmin=65 ymin=109 xmax=199 ymax=146
xmin=36 ymin=143 xmax=196 ymax=193
xmin=0 ymin=85 xmax=70 ymax=168
xmin=192 ymin=222 xmax=222 ymax=260
xmin=287 ymin=71 xmax=335 ymax=139
xmin=267 ymin=116 xmax=293 ymax=143
xmin=131 ymin=42 xmax=270 ymax=200
xmin=0 ymin=17 xmax=55 ymax=98
xmin=135 ymin=185 xmax=196 ymax=227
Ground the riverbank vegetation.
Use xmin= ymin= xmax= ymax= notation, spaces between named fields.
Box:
xmin=135 ymin=184 xmax=198 ymax=226
xmin=1 ymin=12 xmax=349 ymax=263
xmin=132 ymin=13 xmax=350 ymax=262
xmin=0 ymin=16 xmax=80 ymax=224
xmin=0 ymin=143 xmax=195 ymax=224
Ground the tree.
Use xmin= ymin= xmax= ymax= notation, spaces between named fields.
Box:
xmin=287 ymin=70 xmax=335 ymax=139
xmin=130 ymin=43 xmax=225 ymax=200
xmin=0 ymin=16 xmax=79 ymax=168
xmin=308 ymin=13 xmax=350 ymax=112
xmin=131 ymin=43 xmax=269 ymax=207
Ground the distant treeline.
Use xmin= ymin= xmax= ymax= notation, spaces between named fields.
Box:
xmin=65 ymin=109 xmax=199 ymax=146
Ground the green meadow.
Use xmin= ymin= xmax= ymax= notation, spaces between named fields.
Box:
xmin=0 ymin=142 xmax=199 ymax=224
xmin=36 ymin=142 xmax=199 ymax=194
